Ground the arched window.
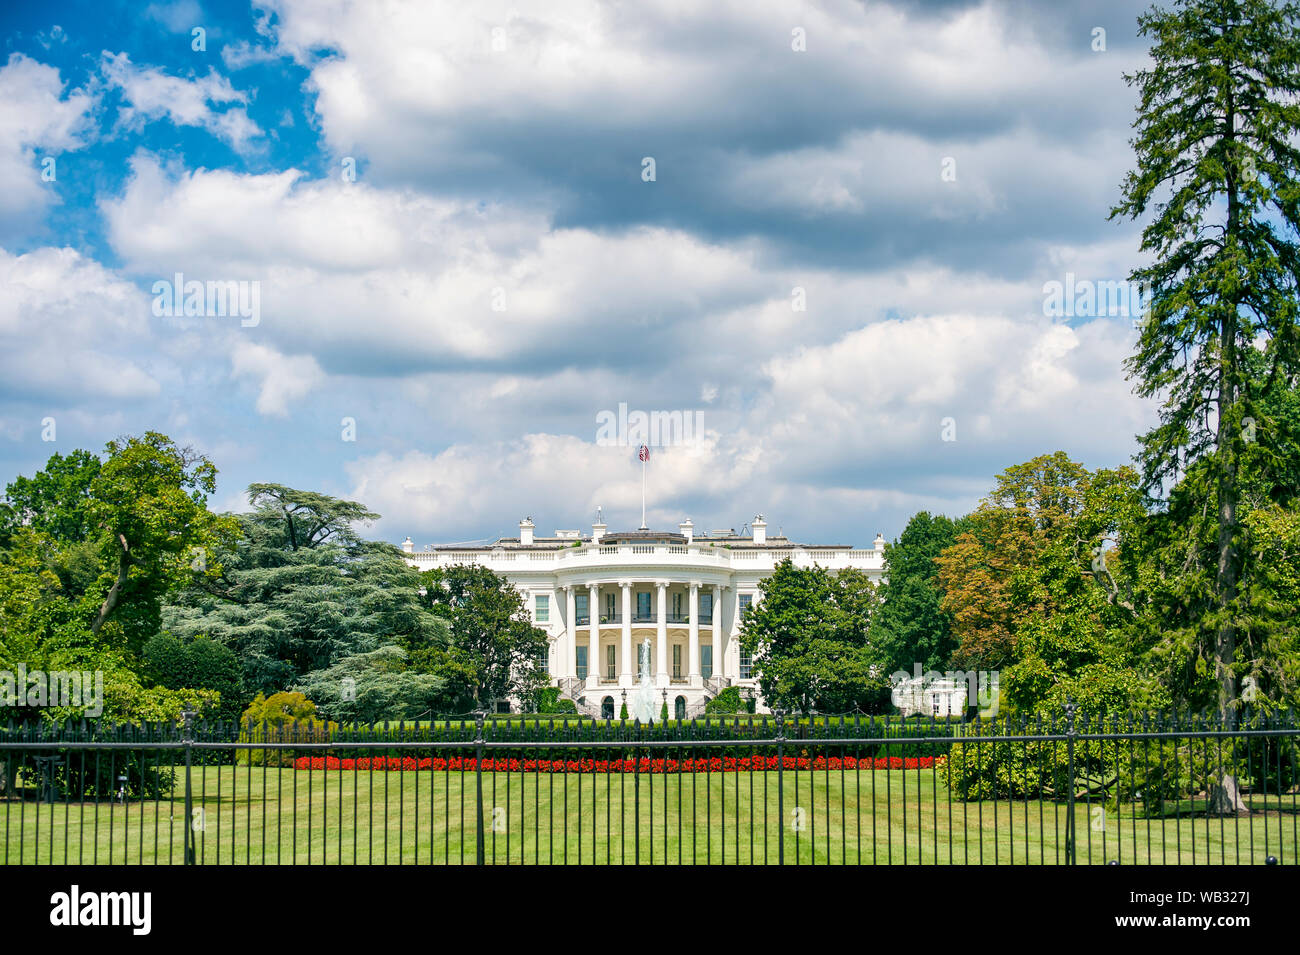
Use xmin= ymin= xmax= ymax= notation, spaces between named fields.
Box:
xmin=601 ymin=696 xmax=615 ymax=720
xmin=674 ymin=695 xmax=686 ymax=720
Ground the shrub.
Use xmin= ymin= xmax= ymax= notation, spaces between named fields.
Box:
xmin=705 ymin=686 xmax=755 ymax=714
xmin=237 ymin=691 xmax=337 ymax=765
xmin=143 ymin=633 xmax=244 ymax=721
xmin=532 ymin=686 xmax=579 ymax=714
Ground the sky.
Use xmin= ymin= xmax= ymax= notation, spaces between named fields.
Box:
xmin=0 ymin=0 xmax=1160 ymax=548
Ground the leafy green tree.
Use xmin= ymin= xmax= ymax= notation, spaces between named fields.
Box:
xmin=738 ymin=560 xmax=888 ymax=713
xmin=937 ymin=453 xmax=1100 ymax=672
xmin=934 ymin=454 xmax=1163 ymax=715
xmin=164 ymin=486 xmax=442 ymax=694
xmin=294 ymin=646 xmax=445 ymax=723
xmin=414 ymin=563 xmax=549 ymax=711
xmin=1111 ymin=0 xmax=1300 ymax=721
xmin=0 ymin=449 xmax=101 ymax=545
xmin=245 ymin=483 xmax=380 ymax=550
xmin=85 ymin=433 xmax=237 ymax=649
xmin=871 ymin=512 xmax=969 ymax=675
xmin=1 ymin=436 xmax=237 ymax=656
xmin=0 ymin=527 xmax=218 ymax=724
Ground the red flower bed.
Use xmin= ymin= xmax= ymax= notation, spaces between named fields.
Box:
xmin=292 ymin=755 xmax=938 ymax=774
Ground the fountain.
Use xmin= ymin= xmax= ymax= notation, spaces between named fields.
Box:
xmin=629 ymin=638 xmax=659 ymax=724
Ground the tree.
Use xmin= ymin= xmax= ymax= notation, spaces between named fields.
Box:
xmin=414 ymin=563 xmax=550 ymax=711
xmin=935 ymin=453 xmax=1160 ymax=715
xmin=0 ymin=527 xmax=219 ymax=724
xmin=85 ymin=433 xmax=237 ymax=648
xmin=0 ymin=449 xmax=101 ymax=545
xmin=1111 ymin=0 xmax=1300 ymax=723
xmin=871 ymin=512 xmax=969 ymax=675
xmin=294 ymin=646 xmax=446 ymax=723
xmin=937 ymin=453 xmax=1098 ymax=672
xmin=163 ymin=486 xmax=442 ymax=695
xmin=246 ymin=483 xmax=379 ymax=551
xmin=738 ymin=560 xmax=888 ymax=713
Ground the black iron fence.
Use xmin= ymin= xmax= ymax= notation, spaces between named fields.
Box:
xmin=1 ymin=707 xmax=1296 ymax=864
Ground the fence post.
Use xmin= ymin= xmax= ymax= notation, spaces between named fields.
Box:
xmin=182 ymin=710 xmax=195 ymax=866
xmin=775 ymin=709 xmax=786 ymax=866
xmin=633 ymin=719 xmax=641 ymax=866
xmin=474 ymin=711 xmax=486 ymax=866
xmin=1065 ymin=698 xmax=1077 ymax=867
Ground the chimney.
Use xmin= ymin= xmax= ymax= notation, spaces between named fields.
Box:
xmin=519 ymin=517 xmax=535 ymax=546
xmin=679 ymin=518 xmax=694 ymax=543
xmin=752 ymin=515 xmax=767 ymax=545
xmin=592 ymin=519 xmax=606 ymax=543
xmin=873 ymin=532 xmax=886 ymax=553
xmin=401 ymin=537 xmax=414 ymax=554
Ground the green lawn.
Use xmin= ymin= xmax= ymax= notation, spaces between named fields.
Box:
xmin=3 ymin=766 xmax=1295 ymax=864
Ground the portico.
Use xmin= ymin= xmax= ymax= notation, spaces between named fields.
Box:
xmin=564 ymin=579 xmax=724 ymax=691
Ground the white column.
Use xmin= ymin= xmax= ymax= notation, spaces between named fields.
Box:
xmin=587 ymin=583 xmax=600 ymax=689
xmin=710 ymin=584 xmax=721 ymax=682
xmin=620 ymin=580 xmax=633 ymax=685
xmin=565 ymin=586 xmax=577 ymax=678
xmin=655 ymin=581 xmax=668 ymax=688
xmin=688 ymin=581 xmax=701 ymax=685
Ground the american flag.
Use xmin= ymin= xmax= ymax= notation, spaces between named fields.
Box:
xmin=638 ymin=444 xmax=650 ymax=462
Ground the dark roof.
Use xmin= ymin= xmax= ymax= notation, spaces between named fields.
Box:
xmin=598 ymin=530 xmax=688 ymax=544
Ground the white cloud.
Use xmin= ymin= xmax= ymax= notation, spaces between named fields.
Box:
xmin=145 ymin=0 xmax=204 ymax=34
xmin=0 ymin=54 xmax=95 ymax=234
xmin=221 ymin=40 xmax=282 ymax=71
xmin=229 ymin=340 xmax=325 ymax=416
xmin=0 ymin=246 xmax=161 ymax=403
xmin=101 ymin=51 xmax=262 ymax=152
xmin=101 ymin=157 xmax=766 ymax=373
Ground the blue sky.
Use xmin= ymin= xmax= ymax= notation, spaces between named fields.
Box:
xmin=0 ymin=0 xmax=1158 ymax=547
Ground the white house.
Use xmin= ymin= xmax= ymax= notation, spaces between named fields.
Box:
xmin=401 ymin=513 xmax=886 ymax=718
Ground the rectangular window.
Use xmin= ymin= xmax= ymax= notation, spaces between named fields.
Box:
xmin=700 ymin=592 xmax=713 ymax=621
xmin=672 ymin=644 xmax=682 ymax=679
xmin=576 ymin=594 xmax=589 ymax=623
xmin=576 ymin=646 xmax=588 ymax=681
xmin=534 ymin=594 xmax=549 ymax=623
xmin=701 ymin=645 xmax=712 ymax=679
xmin=606 ymin=644 xmax=616 ymax=679
xmin=605 ymin=593 xmax=616 ymax=621
xmin=672 ymin=592 xmax=683 ymax=617
xmin=739 ymin=647 xmax=753 ymax=680
xmin=636 ymin=591 xmax=651 ymax=620
xmin=739 ymin=594 xmax=753 ymax=614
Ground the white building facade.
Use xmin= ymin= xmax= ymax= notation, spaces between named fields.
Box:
xmin=401 ymin=515 xmax=886 ymax=718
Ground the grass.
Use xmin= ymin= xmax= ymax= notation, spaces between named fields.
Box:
xmin=4 ymin=765 xmax=1296 ymax=864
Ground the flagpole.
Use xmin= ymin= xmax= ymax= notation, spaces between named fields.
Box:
xmin=640 ymin=455 xmax=647 ymax=529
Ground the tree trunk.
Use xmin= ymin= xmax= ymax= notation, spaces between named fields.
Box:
xmin=90 ymin=533 xmax=131 ymax=636
xmin=1208 ymin=774 xmax=1249 ymax=815
xmin=1211 ymin=93 xmax=1242 ymax=814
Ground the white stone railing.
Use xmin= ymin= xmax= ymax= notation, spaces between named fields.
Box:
xmin=402 ymin=542 xmax=884 ymax=572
